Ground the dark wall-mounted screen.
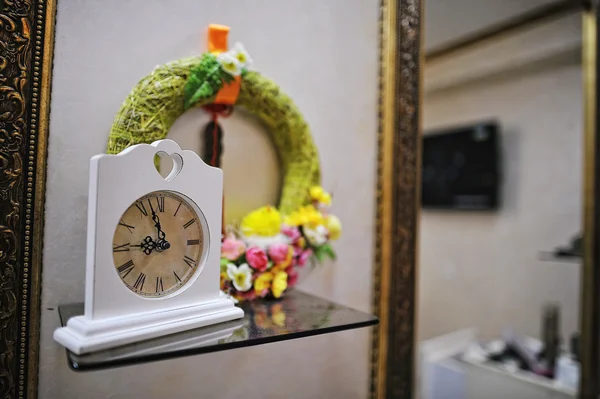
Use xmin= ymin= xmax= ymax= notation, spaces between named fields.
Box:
xmin=421 ymin=121 xmax=501 ymax=210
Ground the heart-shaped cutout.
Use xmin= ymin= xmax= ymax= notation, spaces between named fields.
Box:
xmin=154 ymin=151 xmax=183 ymax=181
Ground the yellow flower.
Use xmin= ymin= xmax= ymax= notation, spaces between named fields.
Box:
xmin=284 ymin=205 xmax=324 ymax=229
xmin=240 ymin=206 xmax=282 ymax=237
xmin=271 ymin=271 xmax=288 ymax=298
xmin=271 ymin=264 xmax=284 ymax=274
xmin=255 ymin=311 xmax=269 ymax=329
xmin=309 ymin=186 xmax=325 ymax=201
xmin=271 ymin=304 xmax=286 ymax=327
xmin=319 ymin=192 xmax=332 ymax=206
xmin=297 ymin=237 xmax=306 ymax=249
xmin=284 ymin=213 xmax=302 ymax=227
xmin=220 ymin=271 xmax=228 ymax=290
xmin=309 ymin=186 xmax=332 ymax=206
xmin=326 ymin=214 xmax=342 ymax=240
xmin=254 ymin=272 xmax=273 ymax=295
xmin=271 ymin=247 xmax=293 ymax=273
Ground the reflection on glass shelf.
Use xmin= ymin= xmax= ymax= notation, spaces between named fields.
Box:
xmin=539 ymin=234 xmax=582 ymax=263
xmin=58 ymin=290 xmax=378 ymax=372
xmin=538 ymin=251 xmax=581 ymax=263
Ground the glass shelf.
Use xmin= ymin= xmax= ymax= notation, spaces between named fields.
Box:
xmin=538 ymin=250 xmax=581 ymax=263
xmin=58 ymin=290 xmax=378 ymax=372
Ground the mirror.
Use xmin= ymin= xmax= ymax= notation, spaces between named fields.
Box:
xmin=419 ymin=1 xmax=584 ymax=398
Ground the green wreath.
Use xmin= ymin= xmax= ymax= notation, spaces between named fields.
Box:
xmin=107 ymin=51 xmax=320 ymax=215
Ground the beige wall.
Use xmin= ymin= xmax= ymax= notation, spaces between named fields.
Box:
xmin=419 ymin=14 xmax=582 ymax=343
xmin=40 ymin=1 xmax=378 ymax=398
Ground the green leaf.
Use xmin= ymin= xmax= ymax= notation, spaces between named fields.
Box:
xmin=220 ymin=259 xmax=230 ymax=273
xmin=187 ymin=82 xmax=215 ymax=108
xmin=219 ymin=69 xmax=235 ymax=84
xmin=183 ymin=53 xmax=225 ymax=109
xmin=321 ymin=244 xmax=336 ymax=260
xmin=314 ymin=246 xmax=326 ymax=262
xmin=312 ymin=244 xmax=336 ymax=264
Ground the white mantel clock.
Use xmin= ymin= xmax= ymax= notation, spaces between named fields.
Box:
xmin=53 ymin=139 xmax=243 ymax=355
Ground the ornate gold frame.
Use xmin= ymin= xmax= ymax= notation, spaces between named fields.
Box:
xmin=1 ymin=0 xmax=421 ymax=398
xmin=370 ymin=0 xmax=422 ymax=398
xmin=581 ymin=2 xmax=599 ymax=397
xmin=0 ymin=0 xmax=57 ymax=398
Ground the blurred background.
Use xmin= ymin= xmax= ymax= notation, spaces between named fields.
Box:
xmin=418 ymin=1 xmax=583 ymax=398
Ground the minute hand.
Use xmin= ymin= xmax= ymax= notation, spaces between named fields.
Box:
xmin=147 ymin=199 xmax=165 ymax=240
xmin=155 ymin=216 xmax=166 ymax=241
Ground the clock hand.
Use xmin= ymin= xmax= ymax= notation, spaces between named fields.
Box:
xmin=146 ymin=198 xmax=170 ymax=251
xmin=139 ymin=236 xmax=157 ymax=255
xmin=154 ymin=215 xmax=166 ymax=241
xmin=147 ymin=199 xmax=161 ymax=237
xmin=151 ymin=214 xmax=170 ymax=251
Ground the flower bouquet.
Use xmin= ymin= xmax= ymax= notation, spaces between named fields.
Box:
xmin=220 ymin=186 xmax=342 ymax=301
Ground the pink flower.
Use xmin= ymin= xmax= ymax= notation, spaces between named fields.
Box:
xmin=282 ymin=225 xmax=301 ymax=243
xmin=293 ymin=245 xmax=304 ymax=257
xmin=297 ymin=248 xmax=313 ymax=267
xmin=286 ymin=266 xmax=299 ymax=287
xmin=221 ymin=236 xmax=246 ymax=261
xmin=246 ymin=247 xmax=269 ymax=272
xmin=235 ymin=289 xmax=257 ymax=301
xmin=268 ymin=243 xmax=291 ymax=264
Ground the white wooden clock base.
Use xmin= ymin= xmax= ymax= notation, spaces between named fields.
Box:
xmin=54 ymin=295 xmax=243 ymax=355
xmin=53 ymin=140 xmax=243 ymax=355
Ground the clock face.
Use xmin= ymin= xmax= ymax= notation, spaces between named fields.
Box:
xmin=112 ymin=190 xmax=207 ymax=298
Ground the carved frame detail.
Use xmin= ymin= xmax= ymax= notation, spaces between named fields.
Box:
xmin=0 ymin=0 xmax=56 ymax=398
xmin=370 ymin=0 xmax=421 ymax=398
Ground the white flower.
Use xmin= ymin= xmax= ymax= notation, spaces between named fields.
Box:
xmin=229 ymin=42 xmax=252 ymax=69
xmin=226 ymin=263 xmax=252 ymax=292
xmin=241 ymin=233 xmax=290 ymax=250
xmin=304 ymin=225 xmax=329 ymax=246
xmin=217 ymin=52 xmax=242 ymax=76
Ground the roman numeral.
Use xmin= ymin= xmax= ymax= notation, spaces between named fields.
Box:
xmin=133 ymin=273 xmax=146 ymax=290
xmin=183 ymin=256 xmax=196 ymax=268
xmin=173 ymin=271 xmax=182 ymax=284
xmin=135 ymin=202 xmax=148 ymax=217
xmin=118 ymin=221 xmax=135 ymax=234
xmin=187 ymin=239 xmax=200 ymax=246
xmin=155 ymin=277 xmax=164 ymax=293
xmin=147 ymin=198 xmax=155 ymax=213
xmin=174 ymin=202 xmax=182 ymax=216
xmin=117 ymin=260 xmax=135 ymax=278
xmin=156 ymin=196 xmax=165 ymax=212
xmin=112 ymin=242 xmax=130 ymax=253
xmin=183 ymin=219 xmax=196 ymax=229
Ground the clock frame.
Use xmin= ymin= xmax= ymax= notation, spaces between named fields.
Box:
xmin=53 ymin=139 xmax=243 ymax=355
xmin=112 ymin=190 xmax=206 ymax=298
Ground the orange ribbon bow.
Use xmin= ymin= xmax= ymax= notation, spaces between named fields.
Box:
xmin=207 ymin=24 xmax=241 ymax=105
